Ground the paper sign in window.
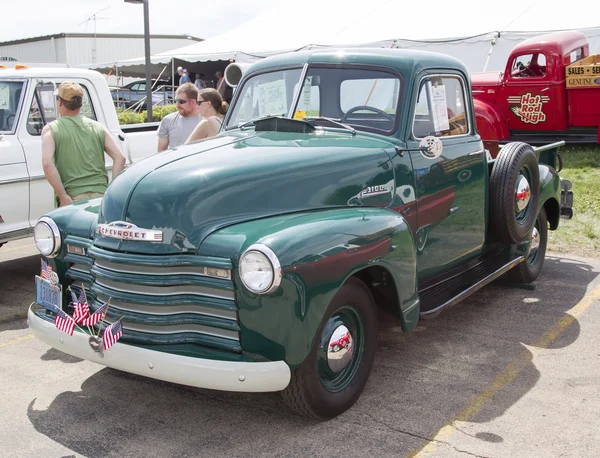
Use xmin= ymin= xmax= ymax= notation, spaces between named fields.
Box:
xmin=0 ymin=85 xmax=10 ymax=110
xmin=431 ymin=84 xmax=450 ymax=132
xmin=258 ymin=80 xmax=287 ymax=117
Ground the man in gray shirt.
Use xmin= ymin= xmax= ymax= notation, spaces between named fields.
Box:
xmin=158 ymin=83 xmax=202 ymax=151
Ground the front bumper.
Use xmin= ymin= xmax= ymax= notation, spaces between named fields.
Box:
xmin=28 ymin=306 xmax=291 ymax=392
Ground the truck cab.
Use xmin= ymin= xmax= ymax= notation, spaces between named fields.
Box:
xmin=26 ymin=48 xmax=571 ymax=420
xmin=472 ymin=31 xmax=599 ymax=156
xmin=0 ymin=66 xmax=159 ymax=248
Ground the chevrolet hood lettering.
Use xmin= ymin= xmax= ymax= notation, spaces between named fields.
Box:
xmin=96 ymin=221 xmax=163 ymax=242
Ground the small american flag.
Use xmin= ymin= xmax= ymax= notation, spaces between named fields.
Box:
xmin=54 ymin=309 xmax=75 ymax=336
xmin=71 ymin=290 xmax=90 ymax=324
xmin=103 ymin=319 xmax=123 ymax=350
xmin=82 ymin=301 xmax=108 ymax=327
xmin=41 ymin=259 xmax=53 ymax=280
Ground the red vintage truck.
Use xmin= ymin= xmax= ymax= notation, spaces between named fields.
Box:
xmin=472 ymin=31 xmax=600 ymax=156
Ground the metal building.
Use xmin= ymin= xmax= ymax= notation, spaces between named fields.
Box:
xmin=0 ymin=33 xmax=202 ymax=66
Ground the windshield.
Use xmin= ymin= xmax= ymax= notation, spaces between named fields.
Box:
xmin=226 ymin=68 xmax=303 ymax=127
xmin=225 ymin=66 xmax=402 ymax=134
xmin=0 ymin=81 xmax=25 ymax=133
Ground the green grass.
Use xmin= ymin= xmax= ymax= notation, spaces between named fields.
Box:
xmin=547 ymin=144 xmax=600 ymax=257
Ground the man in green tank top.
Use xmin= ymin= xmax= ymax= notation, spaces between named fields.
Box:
xmin=41 ymin=81 xmax=126 ymax=207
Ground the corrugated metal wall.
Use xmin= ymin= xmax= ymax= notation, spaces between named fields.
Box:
xmin=0 ymin=36 xmax=196 ymax=66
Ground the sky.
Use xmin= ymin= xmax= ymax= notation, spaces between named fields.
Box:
xmin=1 ymin=0 xmax=598 ymax=45
xmin=0 ymin=0 xmax=276 ymax=43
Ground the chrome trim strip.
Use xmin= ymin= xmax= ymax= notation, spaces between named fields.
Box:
xmin=104 ymin=320 xmax=239 ymax=341
xmin=95 ymin=277 xmax=235 ymax=300
xmin=69 ymin=263 xmax=91 ymax=274
xmin=420 ymin=256 xmax=524 ymax=316
xmin=95 ymin=294 xmax=238 ymax=321
xmin=95 ymin=258 xmax=212 ymax=277
xmin=28 ymin=306 xmax=291 ymax=393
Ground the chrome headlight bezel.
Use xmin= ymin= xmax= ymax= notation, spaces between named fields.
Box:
xmin=34 ymin=217 xmax=61 ymax=258
xmin=239 ymin=244 xmax=282 ymax=295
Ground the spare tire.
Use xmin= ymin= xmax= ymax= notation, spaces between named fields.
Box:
xmin=489 ymin=142 xmax=540 ymax=244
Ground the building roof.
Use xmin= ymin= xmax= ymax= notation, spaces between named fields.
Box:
xmin=0 ymin=33 xmax=203 ymax=47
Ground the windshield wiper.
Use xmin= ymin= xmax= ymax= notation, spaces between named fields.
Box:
xmin=237 ymin=114 xmax=287 ymax=130
xmin=303 ymin=116 xmax=356 ymax=135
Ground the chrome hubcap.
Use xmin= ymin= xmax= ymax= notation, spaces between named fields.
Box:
xmin=515 ymin=175 xmax=531 ymax=212
xmin=530 ymin=227 xmax=540 ymax=252
xmin=327 ymin=325 xmax=354 ymax=372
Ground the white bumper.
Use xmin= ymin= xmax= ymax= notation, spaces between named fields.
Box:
xmin=28 ymin=306 xmax=291 ymax=392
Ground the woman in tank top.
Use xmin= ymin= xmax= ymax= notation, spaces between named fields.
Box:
xmin=185 ymin=88 xmax=229 ymax=143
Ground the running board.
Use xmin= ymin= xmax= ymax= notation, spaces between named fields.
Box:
xmin=419 ymin=252 xmax=524 ymax=318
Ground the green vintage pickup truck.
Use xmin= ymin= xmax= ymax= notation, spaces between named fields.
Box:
xmin=28 ymin=48 xmax=573 ymax=419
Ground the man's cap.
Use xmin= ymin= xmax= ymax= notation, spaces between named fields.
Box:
xmin=54 ymin=81 xmax=83 ymax=102
xmin=177 ymin=66 xmax=183 ymax=71
xmin=183 ymin=69 xmax=188 ymax=73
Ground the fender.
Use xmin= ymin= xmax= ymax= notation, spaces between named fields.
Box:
xmin=199 ymin=207 xmax=418 ymax=368
xmin=538 ymin=164 xmax=561 ymax=230
xmin=474 ymin=99 xmax=510 ymax=158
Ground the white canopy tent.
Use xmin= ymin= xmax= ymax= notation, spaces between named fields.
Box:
xmin=84 ymin=0 xmax=600 ymax=81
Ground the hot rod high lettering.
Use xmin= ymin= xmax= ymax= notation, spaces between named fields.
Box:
xmin=28 ymin=48 xmax=573 ymax=419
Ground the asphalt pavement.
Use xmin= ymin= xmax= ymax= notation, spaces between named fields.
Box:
xmin=1 ymin=238 xmax=599 ymax=458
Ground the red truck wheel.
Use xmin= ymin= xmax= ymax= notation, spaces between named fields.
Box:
xmin=489 ymin=142 xmax=540 ymax=244
xmin=282 ymin=277 xmax=378 ymax=419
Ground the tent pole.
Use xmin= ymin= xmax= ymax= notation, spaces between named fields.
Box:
xmin=171 ymin=59 xmax=175 ymax=100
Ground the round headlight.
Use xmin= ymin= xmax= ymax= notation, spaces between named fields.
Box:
xmin=34 ymin=217 xmax=61 ymax=257
xmin=239 ymin=244 xmax=282 ymax=294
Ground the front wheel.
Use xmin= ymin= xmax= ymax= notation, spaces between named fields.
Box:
xmin=282 ymin=277 xmax=378 ymax=419
xmin=507 ymin=207 xmax=548 ymax=283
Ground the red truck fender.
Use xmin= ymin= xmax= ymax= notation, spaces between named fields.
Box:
xmin=474 ymin=99 xmax=510 ymax=158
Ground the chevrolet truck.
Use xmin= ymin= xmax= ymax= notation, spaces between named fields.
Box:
xmin=27 ymin=48 xmax=573 ymax=419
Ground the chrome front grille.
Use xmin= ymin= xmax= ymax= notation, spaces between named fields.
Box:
xmin=64 ymin=236 xmax=240 ymax=353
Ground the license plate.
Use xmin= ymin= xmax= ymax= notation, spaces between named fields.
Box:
xmin=35 ymin=275 xmax=62 ymax=311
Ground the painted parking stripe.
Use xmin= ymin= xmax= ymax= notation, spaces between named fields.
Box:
xmin=408 ymin=282 xmax=600 ymax=458
xmin=0 ymin=334 xmax=34 ymax=349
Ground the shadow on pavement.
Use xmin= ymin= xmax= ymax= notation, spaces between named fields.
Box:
xmin=26 ymin=256 xmax=599 ymax=457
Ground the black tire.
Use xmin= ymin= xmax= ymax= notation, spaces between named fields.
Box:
xmin=507 ymin=207 xmax=548 ymax=283
xmin=489 ymin=142 xmax=540 ymax=244
xmin=282 ymin=277 xmax=378 ymax=419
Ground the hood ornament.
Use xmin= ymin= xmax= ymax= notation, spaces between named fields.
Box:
xmin=96 ymin=221 xmax=163 ymax=242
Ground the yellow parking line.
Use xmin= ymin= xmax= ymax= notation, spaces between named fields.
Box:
xmin=0 ymin=334 xmax=34 ymax=349
xmin=1 ymin=243 xmax=37 ymax=253
xmin=408 ymin=282 xmax=600 ymax=458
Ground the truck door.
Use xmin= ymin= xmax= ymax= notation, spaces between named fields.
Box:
xmin=405 ymin=73 xmax=487 ymax=281
xmin=0 ymin=79 xmax=30 ymax=242
xmin=19 ymin=80 xmax=108 ymax=224
xmin=503 ymin=52 xmax=567 ymax=131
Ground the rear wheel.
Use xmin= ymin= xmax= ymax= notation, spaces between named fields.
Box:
xmin=282 ymin=277 xmax=378 ymax=419
xmin=489 ymin=142 xmax=540 ymax=244
xmin=507 ymin=207 xmax=548 ymax=283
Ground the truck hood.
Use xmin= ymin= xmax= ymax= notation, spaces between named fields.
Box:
xmin=96 ymin=130 xmax=395 ymax=254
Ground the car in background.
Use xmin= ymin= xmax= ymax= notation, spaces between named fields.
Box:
xmin=110 ymin=79 xmax=175 ymax=109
